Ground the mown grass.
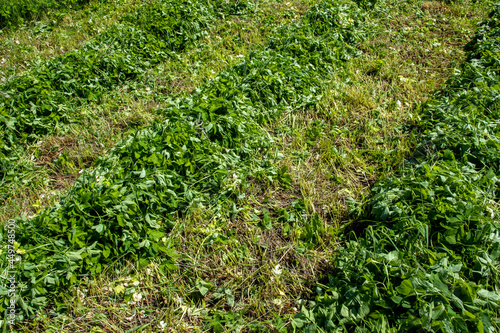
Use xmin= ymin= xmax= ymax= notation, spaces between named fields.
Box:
xmin=269 ymin=0 xmax=491 ymax=225
xmin=0 ymin=0 xmax=99 ymax=29
xmin=0 ymin=0 xmax=140 ymax=79
xmin=6 ymin=0 xmax=493 ymax=332
xmin=293 ymin=2 xmax=500 ymax=329
xmin=0 ymin=0 xmax=312 ymax=222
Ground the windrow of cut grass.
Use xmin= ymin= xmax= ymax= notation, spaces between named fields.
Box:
xmin=0 ymin=0 xmax=372 ymax=325
xmin=0 ymin=0 xmax=254 ymax=198
xmin=293 ymin=4 xmax=500 ymax=332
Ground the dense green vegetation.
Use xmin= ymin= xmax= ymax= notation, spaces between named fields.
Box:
xmin=0 ymin=0 xmax=299 ymax=223
xmin=294 ymin=4 xmax=500 ymax=332
xmin=0 ymin=0 xmax=253 ymax=195
xmin=0 ymin=0 xmax=93 ymax=28
xmin=0 ymin=0 xmax=365 ymax=320
xmin=0 ymin=0 xmax=497 ymax=331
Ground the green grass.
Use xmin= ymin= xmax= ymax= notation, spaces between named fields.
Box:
xmin=0 ymin=0 xmax=137 ymax=77
xmin=0 ymin=0 xmax=496 ymax=332
xmin=0 ymin=0 xmax=96 ymax=29
xmin=256 ymin=0 xmax=490 ymax=233
xmin=0 ymin=0 xmax=311 ymax=222
xmin=293 ymin=3 xmax=500 ymax=330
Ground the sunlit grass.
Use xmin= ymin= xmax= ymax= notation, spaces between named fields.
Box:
xmin=3 ymin=0 xmax=495 ymax=331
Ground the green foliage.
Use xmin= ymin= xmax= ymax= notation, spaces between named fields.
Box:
xmin=294 ymin=4 xmax=500 ymax=332
xmin=0 ymin=0 xmax=93 ymax=28
xmin=214 ymin=0 xmax=255 ymax=16
xmin=0 ymin=0 xmax=368 ymax=320
xmin=121 ymin=0 xmax=215 ymax=50
xmin=0 ymin=0 xmax=229 ymax=197
xmin=353 ymin=0 xmax=377 ymax=10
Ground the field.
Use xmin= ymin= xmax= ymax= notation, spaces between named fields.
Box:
xmin=1 ymin=0 xmax=499 ymax=331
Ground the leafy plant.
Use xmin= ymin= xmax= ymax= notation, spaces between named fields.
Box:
xmin=0 ymin=0 xmax=95 ymax=29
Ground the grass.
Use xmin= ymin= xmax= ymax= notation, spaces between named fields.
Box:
xmin=0 ymin=0 xmax=99 ymax=29
xmin=2 ymin=0 xmax=496 ymax=332
xmin=293 ymin=2 xmax=500 ymax=328
xmin=267 ymin=0 xmax=491 ymax=225
xmin=0 ymin=0 xmax=139 ymax=79
xmin=0 ymin=0 xmax=313 ymax=222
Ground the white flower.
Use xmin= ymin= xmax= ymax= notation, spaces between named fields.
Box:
xmin=486 ymin=206 xmax=495 ymax=219
xmin=77 ymin=289 xmax=86 ymax=303
xmin=236 ymin=54 xmax=244 ymax=58
xmin=159 ymin=321 xmax=167 ymax=331
xmin=272 ymin=264 xmax=282 ymax=276
xmin=132 ymin=292 xmax=143 ymax=303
